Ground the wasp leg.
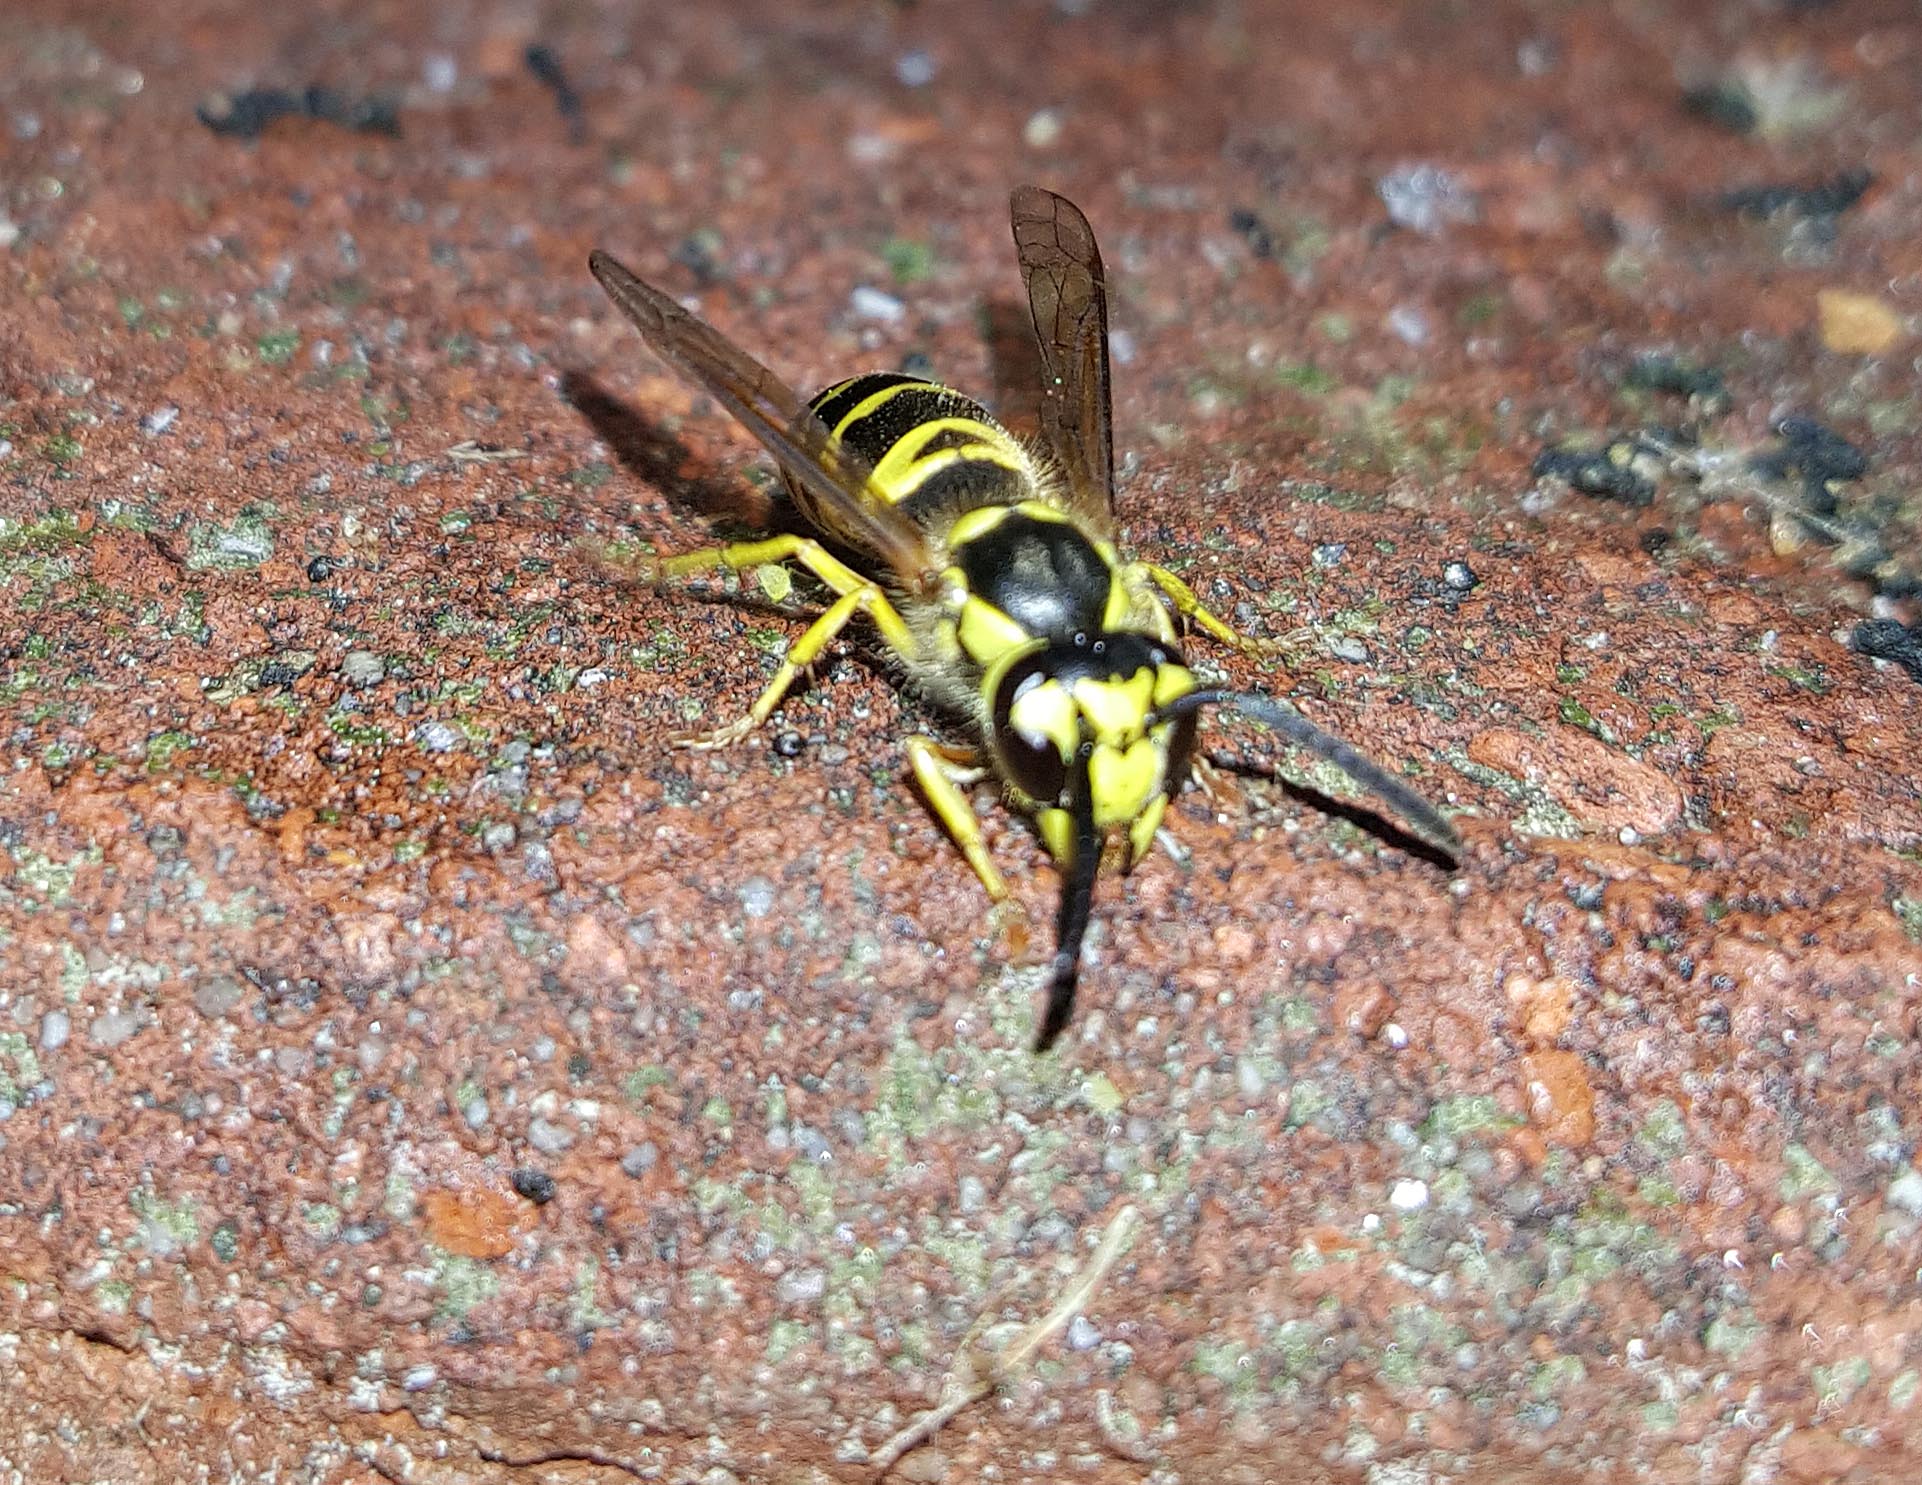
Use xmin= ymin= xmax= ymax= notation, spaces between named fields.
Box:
xmin=663 ymin=536 xmax=917 ymax=748
xmin=905 ymin=737 xmax=1011 ymax=902
xmin=1135 ymin=562 xmax=1292 ymax=654
xmin=679 ymin=576 xmax=917 ymax=748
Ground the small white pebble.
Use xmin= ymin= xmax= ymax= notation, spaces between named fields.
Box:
xmin=849 ymin=285 xmax=904 ymax=322
xmin=1388 ymin=1178 xmax=1430 ymax=1212
xmin=40 ymin=1010 xmax=71 ymax=1050
xmin=893 ymin=49 xmax=936 ymax=87
xmin=1386 ymin=304 xmax=1431 ymax=345
xmin=1023 ymin=107 xmax=1063 ymax=149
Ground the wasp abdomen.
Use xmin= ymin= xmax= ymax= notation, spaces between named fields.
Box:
xmin=806 ymin=374 xmax=1035 ymax=519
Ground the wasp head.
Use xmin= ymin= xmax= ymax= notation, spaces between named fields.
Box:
xmin=984 ymin=631 xmax=1198 ymax=1050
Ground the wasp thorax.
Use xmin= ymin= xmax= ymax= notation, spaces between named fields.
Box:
xmin=988 ymin=632 xmax=1200 ymax=864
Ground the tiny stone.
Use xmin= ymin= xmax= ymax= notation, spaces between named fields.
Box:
xmin=1326 ymin=635 xmax=1370 ymax=664
xmin=306 ymin=555 xmax=337 ymax=583
xmin=415 ymin=721 xmax=461 ymax=753
xmin=88 ymin=1009 xmax=144 ymax=1048
xmin=461 ymin=1096 xmax=489 ymax=1129
xmin=738 ymin=876 xmax=777 ymax=919
xmin=141 ymin=406 xmax=179 ymax=436
xmin=894 ymin=49 xmax=936 ymax=87
xmin=1389 ymin=1178 xmax=1430 ymax=1211
xmin=1443 ymin=560 xmax=1479 ymax=590
xmin=194 ymin=977 xmax=244 ymax=1018
xmin=850 ymin=285 xmax=905 ymax=322
xmin=39 ymin=1010 xmax=70 ymax=1050
xmin=777 ymin=1267 xmax=827 ymax=1304
xmin=958 ymin=1174 xmax=987 ymax=1213
xmin=1023 ymin=107 xmax=1063 ymax=149
xmin=620 ymin=1142 xmax=658 ymax=1178
xmin=512 ymin=1167 xmax=557 ymax=1204
xmin=1887 ymin=1169 xmax=1922 ymax=1218
xmin=528 ymin=1117 xmax=574 ymax=1154
xmin=1378 ymin=163 xmax=1480 ymax=235
xmin=402 ymin=1364 xmax=438 ymax=1391
xmin=341 ymin=650 xmax=386 ymax=687
xmin=1066 ymin=1314 xmax=1101 ymax=1350
xmin=1386 ymin=304 xmax=1431 ymax=345
xmin=1311 ymin=542 xmax=1347 ymax=568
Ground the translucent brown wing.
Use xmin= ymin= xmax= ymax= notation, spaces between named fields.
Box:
xmin=1010 ymin=185 xmax=1114 ymax=524
xmin=588 ymin=249 xmax=937 ymax=590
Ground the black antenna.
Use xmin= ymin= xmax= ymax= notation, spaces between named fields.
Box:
xmin=1157 ymin=690 xmax=1461 ymax=863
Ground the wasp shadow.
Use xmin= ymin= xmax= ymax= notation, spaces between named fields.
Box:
xmin=559 ymin=368 xmax=918 ymax=699
xmin=560 ymin=368 xmax=797 ymax=537
xmin=1200 ymin=749 xmax=1460 ymax=872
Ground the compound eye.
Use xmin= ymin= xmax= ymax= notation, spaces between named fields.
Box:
xmin=991 ymin=666 xmax=1070 ymax=803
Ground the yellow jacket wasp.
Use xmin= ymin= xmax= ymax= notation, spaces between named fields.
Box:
xmin=589 ymin=186 xmax=1461 ymax=1050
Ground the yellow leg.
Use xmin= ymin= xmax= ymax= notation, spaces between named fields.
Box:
xmin=905 ymin=737 xmax=1010 ymax=902
xmin=660 ymin=535 xmax=916 ymax=653
xmin=680 ymin=580 xmax=914 ymax=748
xmin=1136 ymin=562 xmax=1290 ymax=653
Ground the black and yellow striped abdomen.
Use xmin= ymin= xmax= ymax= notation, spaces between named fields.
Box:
xmin=803 ymin=372 xmax=1038 ymax=523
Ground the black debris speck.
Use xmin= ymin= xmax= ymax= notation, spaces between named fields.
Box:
xmin=197 ymin=86 xmax=401 ymax=140
xmin=1721 ymin=168 xmax=1871 ymax=221
xmin=306 ymin=555 xmax=338 ymax=583
xmin=1681 ymin=81 xmax=1758 ymax=135
xmin=1532 ymin=443 xmax=1658 ymax=506
xmin=523 ymin=44 xmax=586 ymax=144
xmin=1750 ymin=417 xmax=1868 ymax=517
xmin=1622 ymin=353 xmax=1727 ymax=410
xmin=1229 ymin=207 xmax=1277 ymax=260
xmin=1851 ymin=619 xmax=1922 ymax=683
xmin=512 ymin=1167 xmax=558 ymax=1205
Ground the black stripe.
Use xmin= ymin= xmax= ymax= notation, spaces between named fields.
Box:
xmin=837 ymin=386 xmax=996 ymax=467
xmin=900 ymin=458 xmax=1032 ymax=518
xmin=808 ymin=373 xmax=925 ymax=436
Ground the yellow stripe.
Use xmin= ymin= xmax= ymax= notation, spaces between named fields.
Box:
xmin=826 ymin=381 xmax=918 ymax=440
xmin=869 ymin=417 xmax=1028 ymax=502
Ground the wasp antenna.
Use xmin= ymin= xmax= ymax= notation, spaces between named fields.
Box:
xmin=1036 ymin=747 xmax=1102 ymax=1052
xmin=1168 ymin=690 xmax=1462 ymax=864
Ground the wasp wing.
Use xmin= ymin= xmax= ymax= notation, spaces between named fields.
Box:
xmin=589 ymin=249 xmax=937 ymax=590
xmin=1010 ymin=185 xmax=1115 ymax=526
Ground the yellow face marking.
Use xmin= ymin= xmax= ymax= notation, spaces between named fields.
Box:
xmin=956 ymin=596 xmax=1034 ymax=667
xmin=1071 ymin=669 xmax=1154 ymax=744
xmin=1007 ymin=674 xmax=1078 ymax=762
xmin=1089 ymin=737 xmax=1162 ymax=826
xmin=947 ymin=503 xmax=1013 ymax=548
xmin=1128 ymin=791 xmax=1170 ymax=865
xmin=1153 ymin=663 xmax=1197 ymax=707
